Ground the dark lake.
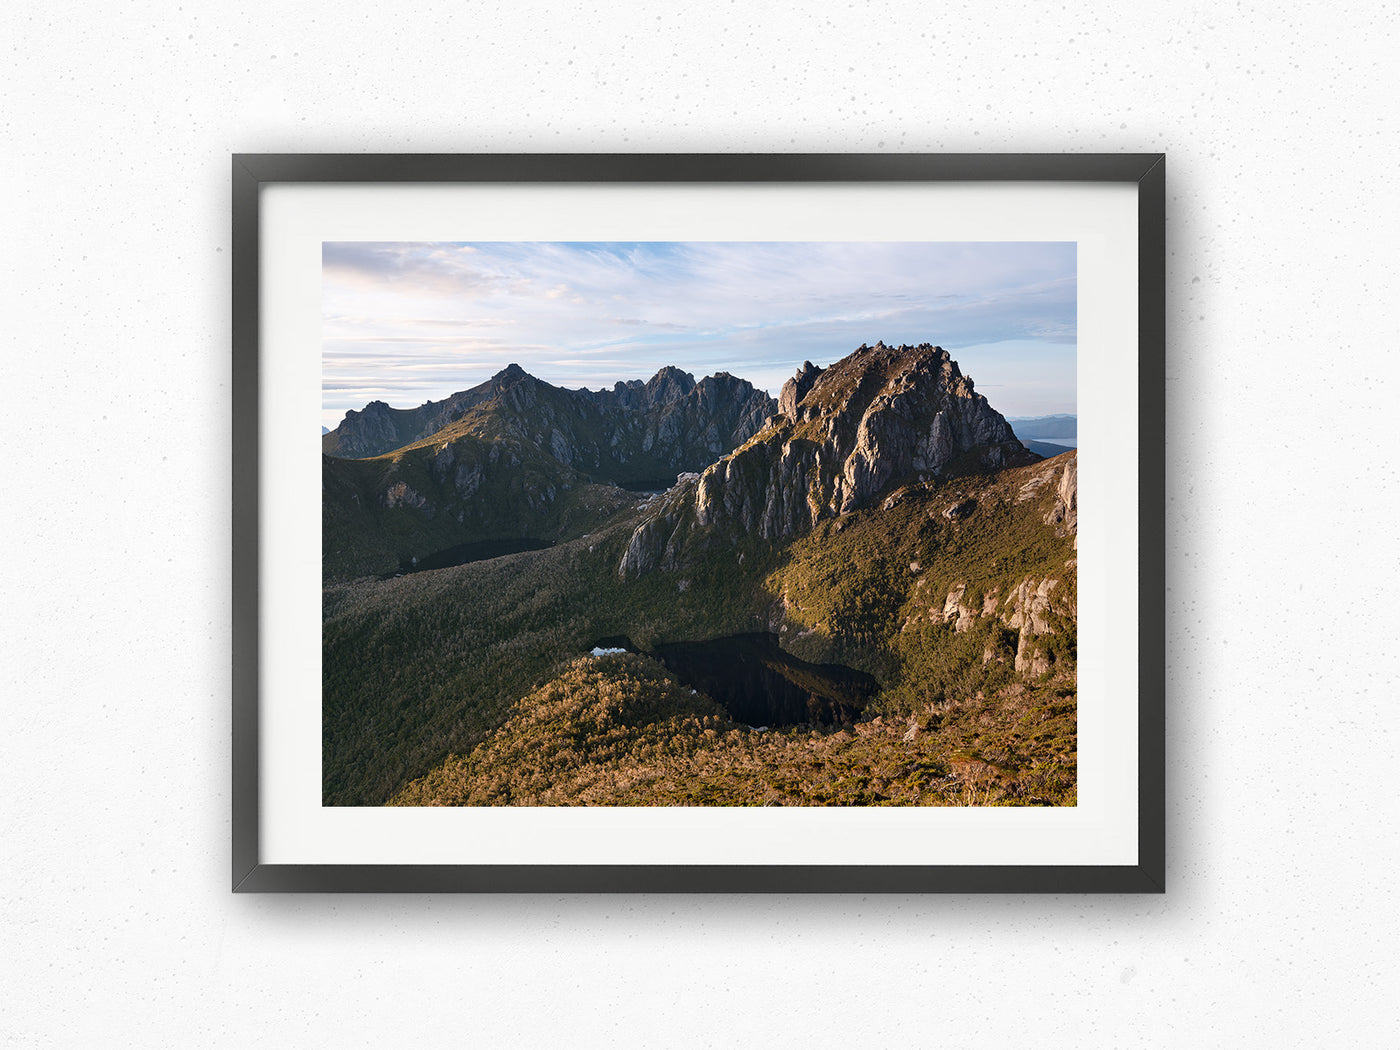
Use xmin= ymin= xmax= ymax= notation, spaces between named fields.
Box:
xmin=590 ymin=632 xmax=877 ymax=727
xmin=396 ymin=537 xmax=551 ymax=575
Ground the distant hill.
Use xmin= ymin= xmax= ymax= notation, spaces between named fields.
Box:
xmin=322 ymin=426 xmax=329 ymax=435
xmin=1008 ymin=414 xmax=1076 ymax=440
xmin=1023 ymin=439 xmax=1073 ymax=458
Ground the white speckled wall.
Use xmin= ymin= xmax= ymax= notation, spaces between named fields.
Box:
xmin=5 ymin=1 xmax=1398 ymax=1045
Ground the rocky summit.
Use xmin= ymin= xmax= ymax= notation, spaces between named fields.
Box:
xmin=620 ymin=342 xmax=1037 ymax=575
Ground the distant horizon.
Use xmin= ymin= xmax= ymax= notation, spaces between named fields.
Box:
xmin=324 ymin=353 xmax=1080 ymax=427
xmin=323 ymin=241 xmax=1076 ymax=429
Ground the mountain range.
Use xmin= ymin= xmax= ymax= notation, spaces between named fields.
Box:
xmin=322 ymin=342 xmax=1078 ymax=808
xmin=1007 ymin=413 xmax=1077 ymax=440
xmin=322 ymin=364 xmax=775 ymax=580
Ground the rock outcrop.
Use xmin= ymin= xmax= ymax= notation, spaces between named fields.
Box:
xmin=915 ymin=453 xmax=1078 ymax=677
xmin=1045 ymin=453 xmax=1077 ymax=537
xmin=620 ymin=342 xmax=1038 ymax=575
xmin=777 ymin=360 xmax=822 ymax=417
xmin=945 ymin=569 xmax=1075 ymax=678
xmin=1004 ymin=576 xmax=1070 ymax=675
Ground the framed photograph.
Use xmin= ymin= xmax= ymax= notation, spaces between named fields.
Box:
xmin=233 ymin=153 xmax=1164 ymax=892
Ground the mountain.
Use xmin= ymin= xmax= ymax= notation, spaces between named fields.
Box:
xmin=322 ymin=364 xmax=776 ymax=580
xmin=322 ymin=342 xmax=1078 ymax=808
xmin=619 ymin=342 xmax=1038 ymax=575
xmin=324 ymin=363 xmax=774 ymax=472
xmin=1023 ymin=439 xmax=1073 ymax=459
xmin=321 ymin=426 xmax=329 ymax=435
xmin=323 ymin=375 xmax=519 ymax=459
xmin=1008 ymin=413 xmax=1077 ymax=440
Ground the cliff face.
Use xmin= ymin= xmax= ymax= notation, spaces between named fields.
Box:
xmin=621 ymin=342 xmax=1038 ymax=575
xmin=927 ymin=452 xmax=1079 ymax=677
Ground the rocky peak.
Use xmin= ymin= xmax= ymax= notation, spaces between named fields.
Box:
xmin=478 ymin=363 xmax=540 ymax=416
xmin=643 ymin=365 xmax=698 ymax=406
xmin=692 ymin=371 xmax=762 ymax=417
xmin=778 ymin=360 xmax=823 ymax=417
xmin=609 ymin=366 xmax=701 ymax=410
xmin=323 ymin=400 xmax=414 ymax=459
xmin=489 ymin=363 xmax=533 ymax=395
xmin=620 ymin=342 xmax=1038 ymax=575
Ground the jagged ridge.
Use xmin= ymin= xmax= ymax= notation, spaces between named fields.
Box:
xmin=322 ymin=363 xmax=777 ymax=580
xmin=324 ymin=363 xmax=775 ymax=476
xmin=620 ymin=342 xmax=1038 ymax=575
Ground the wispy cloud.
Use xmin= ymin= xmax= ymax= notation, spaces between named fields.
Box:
xmin=323 ymin=241 xmax=1075 ymax=426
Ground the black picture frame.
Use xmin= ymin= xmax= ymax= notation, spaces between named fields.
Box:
xmin=232 ymin=153 xmax=1165 ymax=893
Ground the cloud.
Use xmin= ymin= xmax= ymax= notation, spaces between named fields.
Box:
xmin=322 ymin=241 xmax=1076 ymax=426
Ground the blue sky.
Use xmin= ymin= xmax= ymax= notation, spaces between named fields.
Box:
xmin=322 ymin=241 xmax=1076 ymax=429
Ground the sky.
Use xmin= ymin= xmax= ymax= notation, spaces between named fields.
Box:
xmin=322 ymin=241 xmax=1076 ymax=430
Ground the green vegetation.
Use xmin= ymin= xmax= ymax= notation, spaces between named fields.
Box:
xmin=324 ymin=452 xmax=1078 ymax=807
xmin=323 ymin=512 xmax=783 ymax=804
xmin=324 ymin=346 xmax=1077 ymax=807
xmin=322 ymin=435 xmax=639 ymax=580
xmin=389 ymin=654 xmax=1074 ymax=807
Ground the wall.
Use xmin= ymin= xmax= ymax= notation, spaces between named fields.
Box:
xmin=5 ymin=1 xmax=1397 ymax=1044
